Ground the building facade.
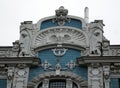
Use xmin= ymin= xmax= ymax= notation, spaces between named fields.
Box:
xmin=0 ymin=6 xmax=120 ymax=88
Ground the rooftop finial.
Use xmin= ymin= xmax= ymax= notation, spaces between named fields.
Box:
xmin=53 ymin=6 xmax=70 ymax=26
xmin=56 ymin=6 xmax=68 ymax=16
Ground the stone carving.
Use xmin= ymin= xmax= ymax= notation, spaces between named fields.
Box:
xmin=110 ymin=49 xmax=120 ymax=56
xmin=89 ymin=28 xmax=103 ymax=55
xmin=66 ymin=79 xmax=72 ymax=88
xmin=66 ymin=60 xmax=76 ymax=70
xmin=43 ymin=79 xmax=49 ymax=88
xmin=110 ymin=63 xmax=120 ymax=74
xmin=12 ymin=40 xmax=20 ymax=56
xmin=89 ymin=63 xmax=101 ymax=76
xmin=17 ymin=70 xmax=27 ymax=77
xmin=89 ymin=20 xmax=104 ymax=30
xmin=102 ymin=38 xmax=109 ymax=49
xmin=17 ymin=64 xmax=27 ymax=69
xmin=88 ymin=63 xmax=103 ymax=88
xmin=55 ymin=63 xmax=61 ymax=75
xmin=41 ymin=60 xmax=51 ymax=70
xmin=90 ymin=31 xmax=102 ymax=55
xmin=33 ymin=27 xmax=87 ymax=48
xmin=7 ymin=67 xmax=14 ymax=88
xmin=103 ymin=66 xmax=110 ymax=80
xmin=102 ymin=40 xmax=110 ymax=56
xmin=103 ymin=65 xmax=110 ymax=88
xmin=0 ymin=64 xmax=7 ymax=75
xmin=8 ymin=67 xmax=14 ymax=80
xmin=0 ymin=49 xmax=11 ymax=57
xmin=52 ymin=48 xmax=68 ymax=56
xmin=28 ymin=71 xmax=88 ymax=88
xmin=89 ymin=20 xmax=104 ymax=56
xmin=12 ymin=64 xmax=29 ymax=88
xmin=19 ymin=29 xmax=31 ymax=56
xmin=49 ymin=34 xmax=71 ymax=43
xmin=53 ymin=6 xmax=70 ymax=26
xmin=19 ymin=22 xmax=34 ymax=57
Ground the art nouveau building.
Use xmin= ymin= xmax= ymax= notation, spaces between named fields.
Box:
xmin=0 ymin=6 xmax=120 ymax=88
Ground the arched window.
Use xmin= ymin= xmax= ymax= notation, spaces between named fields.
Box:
xmin=37 ymin=79 xmax=78 ymax=88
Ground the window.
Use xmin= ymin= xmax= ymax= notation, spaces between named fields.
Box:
xmin=49 ymin=79 xmax=66 ymax=88
xmin=37 ymin=79 xmax=78 ymax=88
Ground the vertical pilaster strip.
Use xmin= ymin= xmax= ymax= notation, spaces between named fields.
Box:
xmin=103 ymin=65 xmax=110 ymax=88
xmin=66 ymin=78 xmax=72 ymax=88
xmin=7 ymin=66 xmax=14 ymax=88
xmin=43 ymin=79 xmax=49 ymax=88
xmin=12 ymin=64 xmax=29 ymax=88
xmin=88 ymin=63 xmax=103 ymax=88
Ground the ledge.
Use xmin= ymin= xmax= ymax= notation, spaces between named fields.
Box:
xmin=0 ymin=57 xmax=40 ymax=66
xmin=77 ymin=56 xmax=120 ymax=65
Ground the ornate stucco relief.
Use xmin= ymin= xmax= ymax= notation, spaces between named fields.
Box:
xmin=32 ymin=27 xmax=88 ymax=49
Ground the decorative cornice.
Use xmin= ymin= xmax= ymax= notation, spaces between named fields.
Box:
xmin=77 ymin=56 xmax=120 ymax=65
xmin=0 ymin=57 xmax=40 ymax=66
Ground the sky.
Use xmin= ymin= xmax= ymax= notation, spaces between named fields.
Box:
xmin=0 ymin=0 xmax=120 ymax=46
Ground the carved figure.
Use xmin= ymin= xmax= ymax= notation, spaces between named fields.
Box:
xmin=89 ymin=21 xmax=104 ymax=55
xmin=12 ymin=40 xmax=20 ymax=56
xmin=90 ymin=31 xmax=101 ymax=55
xmin=53 ymin=6 xmax=70 ymax=26
xmin=89 ymin=20 xmax=104 ymax=29
xmin=55 ymin=63 xmax=61 ymax=75
xmin=66 ymin=60 xmax=76 ymax=70
xmin=19 ymin=29 xmax=32 ymax=56
xmin=41 ymin=60 xmax=51 ymax=70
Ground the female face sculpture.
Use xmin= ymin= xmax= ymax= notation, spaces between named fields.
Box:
xmin=19 ymin=30 xmax=30 ymax=54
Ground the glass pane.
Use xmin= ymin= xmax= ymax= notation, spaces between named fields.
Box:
xmin=0 ymin=79 xmax=7 ymax=88
xmin=49 ymin=79 xmax=66 ymax=88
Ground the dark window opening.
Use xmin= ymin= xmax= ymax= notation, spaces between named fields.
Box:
xmin=49 ymin=79 xmax=66 ymax=88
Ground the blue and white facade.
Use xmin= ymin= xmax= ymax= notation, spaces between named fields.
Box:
xmin=0 ymin=6 xmax=120 ymax=88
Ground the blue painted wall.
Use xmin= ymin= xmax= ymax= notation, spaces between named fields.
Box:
xmin=0 ymin=79 xmax=7 ymax=88
xmin=110 ymin=78 xmax=119 ymax=88
xmin=29 ymin=49 xmax=87 ymax=81
xmin=40 ymin=19 xmax=82 ymax=30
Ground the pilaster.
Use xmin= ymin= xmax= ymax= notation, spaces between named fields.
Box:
xmin=12 ymin=64 xmax=29 ymax=88
xmin=103 ymin=65 xmax=110 ymax=88
xmin=88 ymin=63 xmax=103 ymax=88
xmin=66 ymin=78 xmax=72 ymax=88
xmin=7 ymin=66 xmax=14 ymax=88
xmin=43 ymin=79 xmax=49 ymax=88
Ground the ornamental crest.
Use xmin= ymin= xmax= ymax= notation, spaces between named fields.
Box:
xmin=53 ymin=6 xmax=70 ymax=26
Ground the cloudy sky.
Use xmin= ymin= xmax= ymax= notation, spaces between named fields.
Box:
xmin=0 ymin=0 xmax=120 ymax=46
